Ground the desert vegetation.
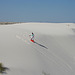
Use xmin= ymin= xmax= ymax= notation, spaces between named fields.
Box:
xmin=0 ymin=63 xmax=9 ymax=74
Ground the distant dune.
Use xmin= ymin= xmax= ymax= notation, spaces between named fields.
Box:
xmin=0 ymin=22 xmax=22 ymax=25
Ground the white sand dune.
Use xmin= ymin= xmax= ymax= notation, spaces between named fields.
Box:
xmin=0 ymin=23 xmax=75 ymax=75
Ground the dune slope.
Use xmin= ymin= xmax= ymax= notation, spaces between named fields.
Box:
xmin=0 ymin=23 xmax=75 ymax=75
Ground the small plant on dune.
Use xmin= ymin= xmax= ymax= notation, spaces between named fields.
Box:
xmin=0 ymin=63 xmax=4 ymax=73
xmin=0 ymin=63 xmax=9 ymax=74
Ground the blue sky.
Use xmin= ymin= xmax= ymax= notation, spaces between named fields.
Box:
xmin=0 ymin=0 xmax=75 ymax=22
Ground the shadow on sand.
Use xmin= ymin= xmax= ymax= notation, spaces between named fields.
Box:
xmin=34 ymin=41 xmax=48 ymax=49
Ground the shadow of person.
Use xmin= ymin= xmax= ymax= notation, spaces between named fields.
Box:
xmin=34 ymin=41 xmax=48 ymax=49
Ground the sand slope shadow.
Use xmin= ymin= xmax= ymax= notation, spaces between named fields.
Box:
xmin=34 ymin=41 xmax=48 ymax=49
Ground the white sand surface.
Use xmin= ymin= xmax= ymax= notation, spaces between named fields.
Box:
xmin=0 ymin=23 xmax=75 ymax=75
